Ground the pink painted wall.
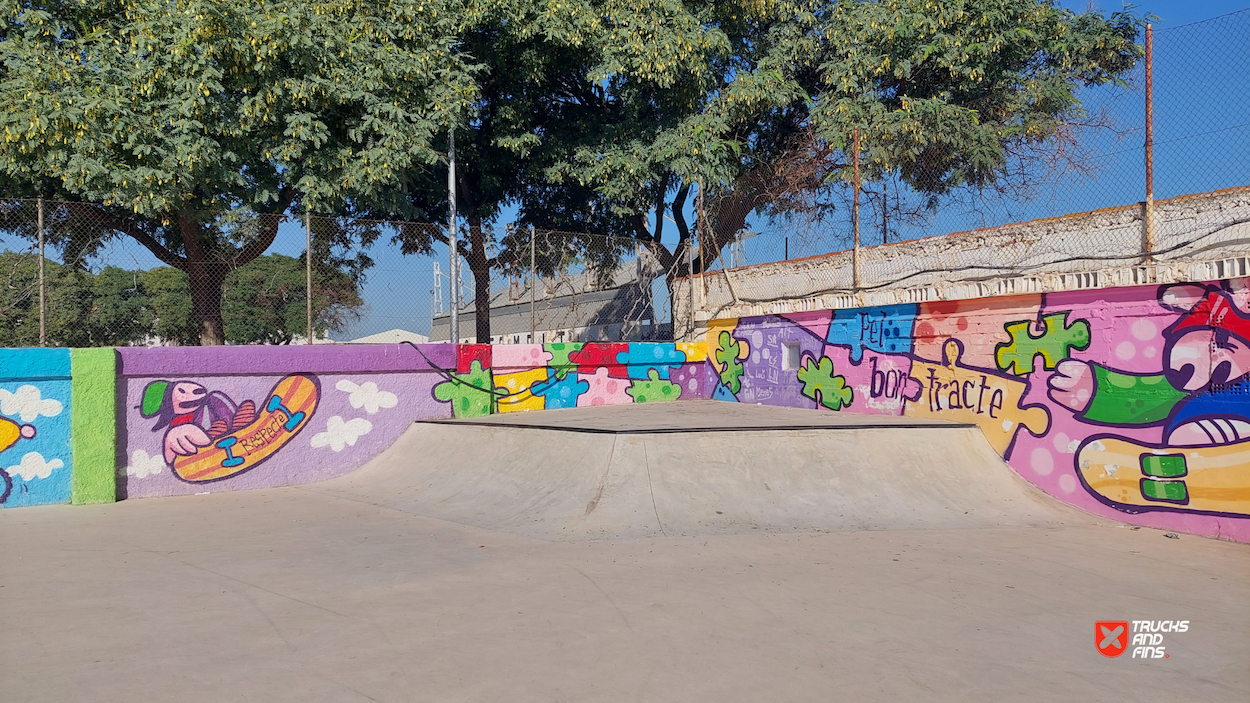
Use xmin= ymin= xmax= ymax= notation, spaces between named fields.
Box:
xmin=707 ymin=278 xmax=1250 ymax=542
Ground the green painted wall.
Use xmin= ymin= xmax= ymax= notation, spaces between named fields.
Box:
xmin=71 ymin=348 xmax=117 ymax=504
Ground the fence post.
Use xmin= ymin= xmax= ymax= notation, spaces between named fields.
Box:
xmin=529 ymin=225 xmax=536 ymax=343
xmin=448 ymin=129 xmax=460 ymax=344
xmin=852 ymin=127 xmax=861 ymax=292
xmin=305 ymin=210 xmax=313 ymax=345
xmin=1144 ymin=23 xmax=1155 ymax=263
xmin=37 ymin=196 xmax=46 ymax=347
xmin=688 ymin=225 xmax=695 ymax=342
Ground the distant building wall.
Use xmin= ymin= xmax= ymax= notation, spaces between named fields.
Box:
xmin=676 ymin=187 xmax=1250 ymax=340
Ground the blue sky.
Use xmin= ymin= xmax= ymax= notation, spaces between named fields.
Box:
xmin=4 ymin=2 xmax=1247 ymax=340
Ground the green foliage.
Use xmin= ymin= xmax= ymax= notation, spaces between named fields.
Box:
xmin=223 ymin=254 xmax=362 ymax=345
xmin=1 ymin=1 xmax=481 ymax=342
xmin=0 ymin=252 xmax=361 ymax=346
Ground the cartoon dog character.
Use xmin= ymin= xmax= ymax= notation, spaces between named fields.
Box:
xmin=139 ymin=381 xmax=257 ymax=465
xmin=1048 ymin=283 xmax=1250 ymax=445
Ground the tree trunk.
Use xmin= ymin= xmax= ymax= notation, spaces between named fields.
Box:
xmin=467 ymin=217 xmax=491 ymax=343
xmin=178 ymin=214 xmax=229 ymax=346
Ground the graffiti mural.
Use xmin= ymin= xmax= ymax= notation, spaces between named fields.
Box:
xmin=432 ymin=342 xmax=713 ymax=418
xmin=138 ymin=374 xmax=319 ymax=482
xmin=709 ymin=279 xmax=1250 ymax=540
xmin=0 ymin=350 xmax=72 ymax=507
xmin=118 ymin=345 xmax=454 ymax=498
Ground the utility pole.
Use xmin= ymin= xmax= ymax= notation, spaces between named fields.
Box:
xmin=448 ymin=129 xmax=460 ymax=343
xmin=1144 ymin=23 xmax=1155 ymax=262
xmin=882 ymin=181 xmax=888 ymax=245
xmin=852 ymin=127 xmax=861 ymax=290
xmin=305 ymin=210 xmax=313 ymax=345
xmin=529 ymin=225 xmax=536 ymax=343
xmin=37 ymin=197 xmax=45 ymax=347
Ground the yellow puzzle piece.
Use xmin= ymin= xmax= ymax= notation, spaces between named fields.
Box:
xmin=905 ymin=339 xmax=1050 ymax=455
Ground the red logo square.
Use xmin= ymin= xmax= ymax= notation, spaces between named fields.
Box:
xmin=1096 ymin=621 xmax=1129 ymax=657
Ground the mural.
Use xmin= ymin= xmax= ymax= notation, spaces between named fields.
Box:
xmin=0 ymin=349 xmax=72 ymax=508
xmin=708 ymin=279 xmax=1250 ymax=541
xmin=118 ymin=345 xmax=454 ymax=498
xmin=137 ymin=374 xmax=319 ymax=482
xmin=431 ymin=341 xmax=712 ymax=418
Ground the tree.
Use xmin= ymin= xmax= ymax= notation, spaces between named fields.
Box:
xmin=223 ymin=253 xmax=362 ymax=345
xmin=1 ymin=1 xmax=479 ymax=344
xmin=0 ymin=251 xmax=362 ymax=346
xmin=368 ymin=0 xmax=1140 ymax=340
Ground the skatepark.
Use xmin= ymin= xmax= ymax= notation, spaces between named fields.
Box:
xmin=3 ymin=401 xmax=1248 ymax=702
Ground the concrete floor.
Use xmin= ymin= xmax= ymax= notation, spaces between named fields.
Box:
xmin=3 ymin=486 xmax=1248 ymax=702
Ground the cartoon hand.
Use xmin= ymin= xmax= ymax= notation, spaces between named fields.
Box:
xmin=164 ymin=425 xmax=212 ymax=464
xmin=1047 ymin=359 xmax=1094 ymax=413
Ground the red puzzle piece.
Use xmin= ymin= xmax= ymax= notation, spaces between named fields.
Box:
xmin=571 ymin=343 xmax=630 ymax=377
xmin=457 ymin=344 xmax=492 ymax=373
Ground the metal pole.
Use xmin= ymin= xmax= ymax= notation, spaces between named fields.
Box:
xmin=529 ymin=225 xmax=536 ymax=343
xmin=852 ymin=127 xmax=861 ymax=290
xmin=37 ymin=197 xmax=45 ymax=347
xmin=448 ymin=130 xmax=460 ymax=343
xmin=882 ymin=181 xmax=888 ymax=245
xmin=688 ymin=221 xmax=695 ymax=342
xmin=305 ymin=209 xmax=313 ymax=345
xmin=1144 ymin=23 xmax=1155 ymax=262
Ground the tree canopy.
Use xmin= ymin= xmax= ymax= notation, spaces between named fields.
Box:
xmin=3 ymin=0 xmax=1143 ymax=344
xmin=362 ymin=0 xmax=1142 ymax=340
xmin=1 ymin=0 xmax=479 ymax=343
xmin=0 ymin=252 xmax=362 ymax=346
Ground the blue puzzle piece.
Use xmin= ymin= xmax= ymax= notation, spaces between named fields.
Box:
xmin=826 ymin=303 xmax=917 ymax=362
xmin=712 ymin=383 xmax=740 ymax=402
xmin=620 ymin=343 xmax=687 ymax=380
xmin=532 ymin=369 xmax=589 ymax=409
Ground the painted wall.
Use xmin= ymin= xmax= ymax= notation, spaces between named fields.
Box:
xmin=115 ymin=341 xmax=709 ymax=498
xmin=707 ymin=278 xmax=1250 ymax=542
xmin=0 ymin=349 xmax=72 ymax=507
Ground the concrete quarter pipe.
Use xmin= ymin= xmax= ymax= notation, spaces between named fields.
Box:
xmin=314 ymin=401 xmax=1085 ymax=540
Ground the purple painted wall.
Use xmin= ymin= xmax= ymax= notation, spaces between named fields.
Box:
xmin=118 ymin=345 xmax=455 ymax=498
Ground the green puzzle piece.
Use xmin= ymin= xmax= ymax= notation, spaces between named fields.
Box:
xmin=714 ymin=330 xmax=745 ymax=394
xmin=626 ymin=368 xmax=680 ymax=403
xmin=994 ymin=311 xmax=1091 ymax=375
xmin=797 ymin=356 xmax=854 ymax=410
xmin=544 ymin=342 xmax=583 ymax=380
xmin=433 ymin=359 xmax=502 ymax=418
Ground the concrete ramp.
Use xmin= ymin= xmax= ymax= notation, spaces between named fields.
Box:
xmin=313 ymin=402 xmax=1082 ymax=539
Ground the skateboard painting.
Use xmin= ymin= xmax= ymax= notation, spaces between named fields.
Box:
xmin=140 ymin=374 xmax=320 ymax=483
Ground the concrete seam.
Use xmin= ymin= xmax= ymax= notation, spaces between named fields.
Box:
xmin=641 ymin=439 xmax=667 ymax=537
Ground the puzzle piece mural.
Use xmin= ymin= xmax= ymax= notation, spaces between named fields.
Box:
xmin=433 ymin=360 xmax=501 ymax=418
xmin=796 ymin=355 xmax=854 ymax=411
xmin=718 ymin=278 xmax=1250 ymax=541
xmin=995 ymin=311 xmax=1091 ymax=375
xmin=626 ymin=369 xmax=681 ymax=403
xmin=906 ymin=340 xmax=1050 ymax=455
xmin=827 ymin=304 xmax=916 ymax=362
xmin=712 ymin=330 xmax=748 ymax=394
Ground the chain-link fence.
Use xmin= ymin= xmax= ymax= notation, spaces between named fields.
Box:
xmin=3 ymin=12 xmax=1247 ymax=347
xmin=0 ymin=201 xmax=695 ymax=346
xmin=693 ymin=11 xmax=1250 ymax=319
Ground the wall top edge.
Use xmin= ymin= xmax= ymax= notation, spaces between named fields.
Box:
xmin=0 ymin=347 xmax=72 ymax=381
xmin=117 ymin=343 xmax=456 ymax=378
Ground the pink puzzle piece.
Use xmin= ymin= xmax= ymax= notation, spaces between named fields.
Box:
xmin=823 ymin=345 xmax=921 ymax=416
xmin=577 ymin=368 xmax=633 ymax=407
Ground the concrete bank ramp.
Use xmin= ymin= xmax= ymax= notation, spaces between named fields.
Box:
xmin=312 ymin=401 xmax=1083 ymax=540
